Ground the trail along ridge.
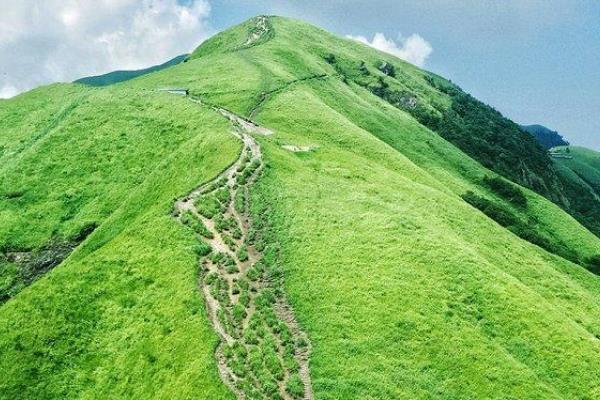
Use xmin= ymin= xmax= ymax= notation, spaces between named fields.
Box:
xmin=173 ymin=96 xmax=313 ymax=400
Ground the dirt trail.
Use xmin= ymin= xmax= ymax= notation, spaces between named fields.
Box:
xmin=248 ymin=74 xmax=329 ymax=121
xmin=173 ymin=95 xmax=313 ymax=399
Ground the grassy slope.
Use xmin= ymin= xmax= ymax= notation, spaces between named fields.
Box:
xmin=256 ymin=83 xmax=600 ymax=399
xmin=0 ymin=85 xmax=238 ymax=399
xmin=249 ymin=19 xmax=600 ymax=399
xmin=2 ymin=14 xmax=600 ymax=400
xmin=178 ymin=16 xmax=600 ymax=398
xmin=552 ymin=146 xmax=600 ymax=196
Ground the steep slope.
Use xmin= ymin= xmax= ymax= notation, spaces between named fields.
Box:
xmin=2 ymin=15 xmax=600 ymax=400
xmin=521 ymin=124 xmax=570 ymax=149
xmin=0 ymin=85 xmax=239 ymax=398
xmin=550 ymin=146 xmax=600 ymax=255
xmin=74 ymin=54 xmax=188 ymax=87
xmin=552 ymin=146 xmax=600 ymax=195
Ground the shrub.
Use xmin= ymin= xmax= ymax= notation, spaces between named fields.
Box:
xmin=223 ymin=216 xmax=238 ymax=231
xmin=263 ymin=346 xmax=282 ymax=372
xmin=508 ymin=225 xmax=551 ymax=249
xmin=234 ymin=190 xmax=245 ymax=214
xmin=232 ymin=304 xmax=247 ymax=323
xmin=229 ymin=359 xmax=246 ymax=378
xmin=587 ymin=255 xmax=600 ymax=274
xmin=236 ymin=173 xmax=248 ymax=186
xmin=222 ymin=254 xmax=236 ymax=267
xmin=222 ymin=344 xmax=234 ymax=359
xmin=226 ymin=264 xmax=240 ymax=274
xmin=222 ymin=233 xmax=236 ymax=250
xmin=215 ymin=187 xmax=230 ymax=205
xmin=246 ymin=265 xmax=260 ymax=281
xmin=284 ymin=354 xmax=299 ymax=372
xmin=238 ymin=245 xmax=249 ymax=262
xmin=261 ymin=380 xmax=278 ymax=397
xmin=211 ymin=251 xmax=226 ymax=264
xmin=286 ymin=373 xmax=304 ymax=398
xmin=193 ymin=241 xmax=212 ymax=257
xmin=195 ymin=195 xmax=220 ymax=219
xmin=214 ymin=214 xmax=235 ymax=232
xmin=483 ymin=176 xmax=527 ymax=207
xmin=296 ymin=337 xmax=308 ymax=349
xmin=181 ymin=210 xmax=213 ymax=238
xmin=206 ymin=177 xmax=226 ymax=193
xmin=249 ymin=159 xmax=260 ymax=172
xmin=358 ymin=61 xmax=369 ymax=75
xmin=244 ymin=330 xmax=259 ymax=345
xmin=461 ymin=191 xmax=518 ymax=227
xmin=247 ymin=348 xmax=262 ymax=371
xmin=237 ymin=278 xmax=249 ymax=290
xmin=239 ymin=292 xmax=250 ymax=307
xmin=324 ymin=53 xmax=336 ymax=64
xmin=204 ymin=272 xmax=217 ymax=285
xmin=233 ymin=342 xmax=247 ymax=359
xmin=71 ymin=222 xmax=98 ymax=242
xmin=377 ymin=61 xmax=396 ymax=77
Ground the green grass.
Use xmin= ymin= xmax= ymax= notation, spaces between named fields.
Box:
xmin=0 ymin=85 xmax=239 ymax=399
xmin=553 ymin=146 xmax=600 ymax=196
xmin=251 ymin=81 xmax=600 ymax=399
xmin=550 ymin=146 xmax=600 ymax=236
xmin=2 ymin=14 xmax=600 ymax=400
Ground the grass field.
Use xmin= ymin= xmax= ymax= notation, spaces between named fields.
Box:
xmin=0 ymin=86 xmax=239 ymax=399
xmin=1 ymin=15 xmax=600 ymax=400
xmin=552 ymin=146 xmax=600 ymax=196
xmin=252 ymin=82 xmax=600 ymax=399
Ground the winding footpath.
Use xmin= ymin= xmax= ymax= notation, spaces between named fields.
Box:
xmin=173 ymin=96 xmax=313 ymax=400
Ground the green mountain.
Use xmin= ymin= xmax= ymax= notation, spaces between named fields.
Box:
xmin=552 ymin=146 xmax=600 ymax=196
xmin=74 ymin=54 xmax=188 ymax=87
xmin=521 ymin=124 xmax=570 ymax=149
xmin=2 ymin=16 xmax=600 ymax=399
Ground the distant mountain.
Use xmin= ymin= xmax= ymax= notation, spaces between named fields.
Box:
xmin=521 ymin=124 xmax=569 ymax=149
xmin=74 ymin=54 xmax=188 ymax=87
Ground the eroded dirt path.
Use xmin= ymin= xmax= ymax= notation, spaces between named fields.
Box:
xmin=173 ymin=97 xmax=313 ymax=400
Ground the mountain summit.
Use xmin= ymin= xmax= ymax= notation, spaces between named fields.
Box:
xmin=2 ymin=16 xmax=600 ymax=400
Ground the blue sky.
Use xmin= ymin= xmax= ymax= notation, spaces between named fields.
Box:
xmin=2 ymin=1 xmax=599 ymax=149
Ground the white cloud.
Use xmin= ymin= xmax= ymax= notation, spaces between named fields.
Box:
xmin=0 ymin=84 xmax=19 ymax=99
xmin=0 ymin=0 xmax=213 ymax=98
xmin=347 ymin=32 xmax=433 ymax=67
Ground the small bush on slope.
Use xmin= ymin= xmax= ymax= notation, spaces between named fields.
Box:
xmin=482 ymin=176 xmax=528 ymax=208
xmin=195 ymin=195 xmax=221 ymax=219
xmin=461 ymin=191 xmax=518 ymax=227
xmin=180 ymin=210 xmax=213 ymax=239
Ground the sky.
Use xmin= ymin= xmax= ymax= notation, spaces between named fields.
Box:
xmin=1 ymin=1 xmax=599 ymax=149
